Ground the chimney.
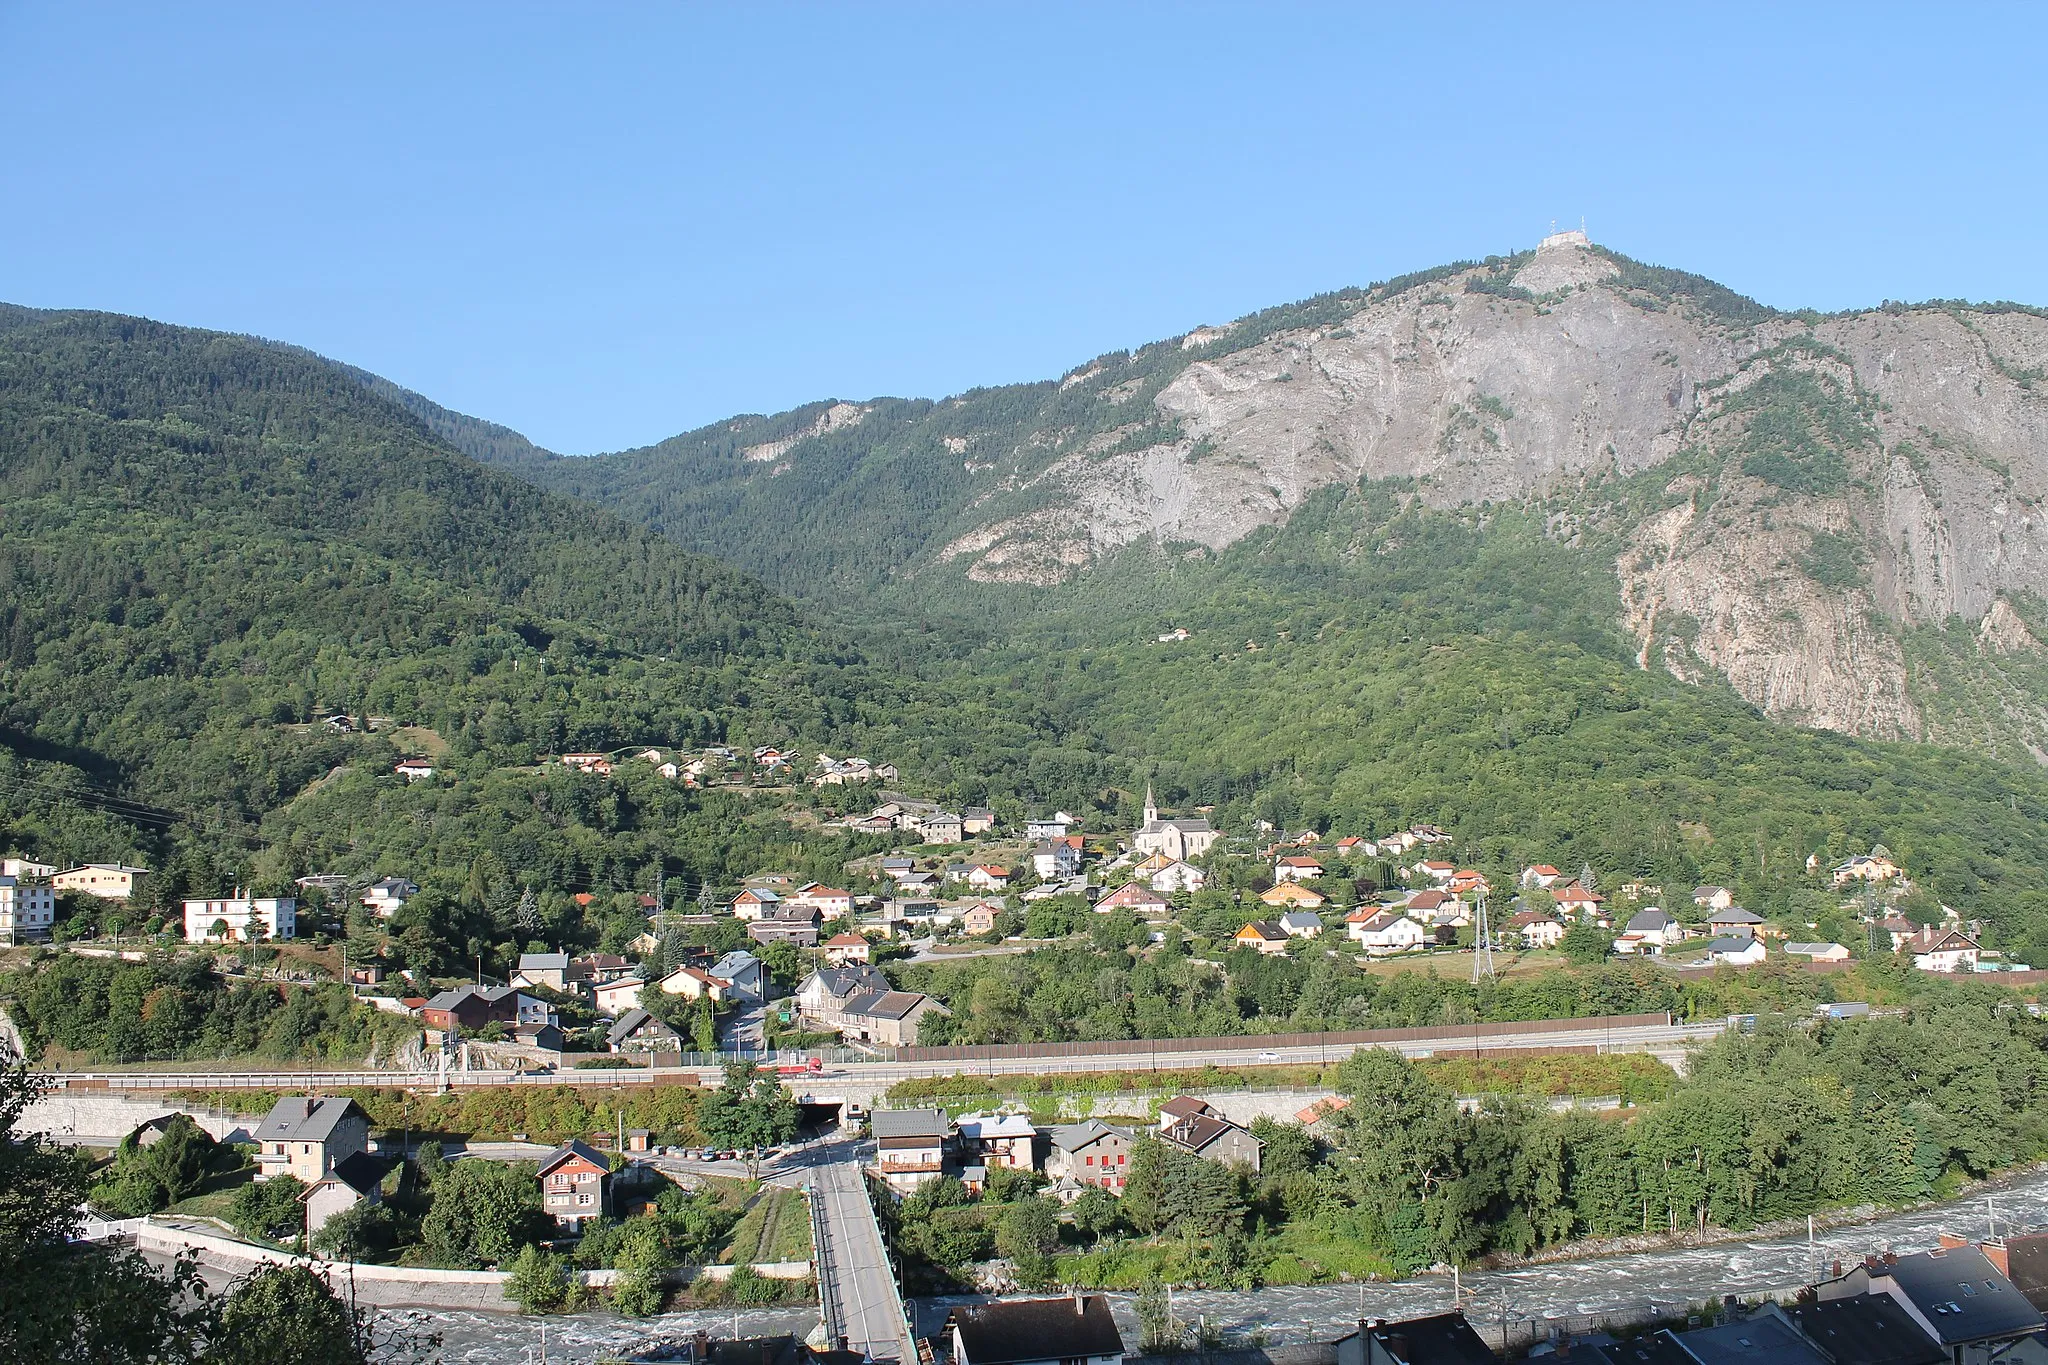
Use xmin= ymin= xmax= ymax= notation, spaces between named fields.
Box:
xmin=1883 ymin=1251 xmax=1898 ymax=1266
xmin=1939 ymin=1233 xmax=1969 ymax=1251
xmin=1985 ymin=1243 xmax=2011 ymax=1275
xmin=1073 ymin=1283 xmax=1083 ymax=1315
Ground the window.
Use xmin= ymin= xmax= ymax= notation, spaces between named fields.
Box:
xmin=1118 ymin=1153 xmax=1127 ymax=1164
xmin=1085 ymin=1154 xmax=1094 ymax=1165
xmin=579 ymin=1194 xmax=593 ymax=1206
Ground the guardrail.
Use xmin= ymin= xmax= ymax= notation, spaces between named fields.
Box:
xmin=808 ymin=1179 xmax=841 ymax=1345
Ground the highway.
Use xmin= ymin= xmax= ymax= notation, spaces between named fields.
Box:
xmin=46 ymin=1014 xmax=1729 ymax=1092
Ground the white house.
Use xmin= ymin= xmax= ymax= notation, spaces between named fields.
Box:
xmin=1784 ymin=941 xmax=1851 ymax=962
xmin=0 ymin=875 xmax=57 ymax=945
xmin=1031 ymin=841 xmax=1081 ymax=880
xmin=183 ymin=894 xmax=297 ymax=943
xmin=1506 ymin=910 xmax=1565 ymax=949
xmin=1904 ymin=926 xmax=1980 ymax=973
xmin=1706 ymin=936 xmax=1767 ymax=967
xmin=1614 ymin=908 xmax=1685 ymax=956
xmin=1024 ymin=813 xmax=1075 ymax=840
xmin=1519 ymin=864 xmax=1563 ymax=889
xmin=1277 ymin=909 xmax=1325 ymax=938
xmin=1348 ymin=909 xmax=1429 ymax=955
xmin=361 ymin=877 xmax=417 ymax=918
xmin=1145 ymin=858 xmax=1205 ymax=893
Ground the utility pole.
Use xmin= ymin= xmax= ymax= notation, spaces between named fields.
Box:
xmin=1471 ymin=893 xmax=1495 ymax=982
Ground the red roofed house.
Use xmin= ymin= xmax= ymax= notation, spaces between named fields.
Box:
xmin=1417 ymin=860 xmax=1456 ymax=883
xmin=1552 ymin=882 xmax=1606 ymax=919
xmin=1506 ymin=909 xmax=1566 ymax=949
xmin=793 ymin=884 xmax=855 ymax=916
xmin=824 ymin=932 xmax=872 ymax=965
xmin=966 ymin=865 xmax=1011 ymax=892
xmin=1520 ymin=864 xmax=1563 ymax=889
xmin=1097 ymin=882 xmax=1169 ymax=916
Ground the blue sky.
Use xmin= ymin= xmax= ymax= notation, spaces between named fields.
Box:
xmin=4 ymin=3 xmax=2043 ymax=452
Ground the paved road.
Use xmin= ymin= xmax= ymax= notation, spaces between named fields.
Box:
xmin=48 ymin=1016 xmax=1726 ymax=1092
xmin=802 ymin=1140 xmax=909 ymax=1364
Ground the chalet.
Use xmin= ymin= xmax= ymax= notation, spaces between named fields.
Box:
xmin=1350 ymin=909 xmax=1430 ymax=955
xmin=606 ymin=1007 xmax=682 ymax=1053
xmin=793 ymin=884 xmax=855 ymax=917
xmin=966 ymin=865 xmax=1011 ymax=892
xmin=956 ymin=1111 xmax=1037 ymax=1170
xmin=949 ymin=1296 xmax=1125 ymax=1365
xmin=1707 ymin=936 xmax=1767 ymax=966
xmin=1260 ymin=881 xmax=1326 ymax=909
xmin=1519 ymin=864 xmax=1563 ymax=889
xmin=560 ymin=752 xmax=613 ymax=775
xmin=1614 ymin=908 xmax=1684 ymax=955
xmin=871 ymin=1108 xmax=951 ymax=1193
xmin=1096 ymin=882 xmax=1168 ymax=916
xmin=253 ymin=1096 xmax=370 ymax=1184
xmin=1234 ymin=921 xmax=1292 ymax=956
xmin=1692 ymin=885 xmax=1735 ymax=912
xmin=1905 ymin=925 xmax=1980 ymax=973
xmin=1552 ymin=882 xmax=1605 ymax=920
xmin=659 ymin=965 xmax=733 ymax=1003
xmin=1707 ymin=905 xmax=1765 ymax=938
xmin=182 ymin=893 xmax=296 ymax=943
xmin=962 ymin=807 xmax=997 ymax=836
xmin=1274 ymin=855 xmax=1325 ymax=882
xmin=1045 ymin=1120 xmax=1135 ymax=1191
xmin=731 ymin=888 xmax=782 ymax=921
xmin=823 ymin=932 xmax=871 ymax=965
xmin=751 ymin=747 xmax=791 ymax=771
xmin=300 ymin=1151 xmax=388 ymax=1241
xmin=1445 ymin=870 xmax=1490 ymax=896
xmin=1131 ymin=787 xmax=1217 ymax=861
xmin=1506 ymin=909 xmax=1566 ymax=950
xmin=1160 ymin=1107 xmax=1262 ymax=1170
xmin=537 ymin=1139 xmax=613 ymax=1231
xmin=570 ymin=952 xmax=634 ymax=984
xmin=1403 ymin=889 xmax=1453 ymax=919
xmin=1417 ymin=860 xmax=1457 ymax=884
xmin=592 ymin=976 xmax=646 ymax=1017
xmin=840 ymin=990 xmax=946 ymax=1046
xmin=797 ymin=965 xmax=891 ymax=1029
xmin=1335 ymin=836 xmax=1369 ymax=858
xmin=1278 ymin=909 xmax=1325 ymax=938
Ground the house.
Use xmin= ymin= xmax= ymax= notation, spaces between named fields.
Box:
xmin=1024 ymin=813 xmax=1075 ymax=841
xmin=1834 ymin=850 xmax=1904 ymax=886
xmin=1506 ymin=909 xmax=1566 ymax=950
xmin=1404 ymin=889 xmax=1453 ymax=920
xmin=1044 ymin=1120 xmax=1135 ymax=1190
xmin=1131 ymin=786 xmax=1218 ymax=861
xmin=965 ymin=865 xmax=1011 ymax=892
xmin=537 ymin=1140 xmax=613 ymax=1232
xmin=1552 ymin=882 xmax=1606 ymax=920
xmin=1134 ymin=855 xmax=1205 ymax=893
xmin=749 ymin=910 xmax=822 ymax=947
xmin=1335 ymin=836 xmax=1369 ymax=858
xmin=1818 ymin=1244 xmax=2044 ymax=1359
xmin=1603 ymin=1308 xmax=1831 ymax=1365
xmin=1785 ymin=941 xmax=1851 ymax=962
xmin=1417 ymin=860 xmax=1457 ymax=884
xmin=183 ymin=893 xmax=297 ymax=943
xmin=1260 ymin=881 xmax=1327 ymax=909
xmin=569 ymin=952 xmax=634 ymax=985
xmin=593 ymin=976 xmax=646 ymax=1016
xmin=1707 ymin=905 xmax=1766 ymax=938
xmin=1693 ymin=885 xmax=1735 ymax=912
xmin=419 ymin=984 xmax=522 ymax=1034
xmin=1782 ymin=1294 xmax=1945 ymax=1365
xmin=870 ymin=1108 xmax=951 ymax=1193
xmin=0 ymin=875 xmax=57 ymax=945
xmin=606 ymin=1007 xmax=682 ymax=1053
xmin=948 ymin=1295 xmax=1125 ymax=1365
xmin=300 ymin=1151 xmax=388 ymax=1242
xmin=1988 ymin=1230 xmax=2048 ymax=1313
xmin=1446 ymin=870 xmax=1490 ymax=897
xmin=961 ymin=902 xmax=1003 ymax=935
xmin=1158 ymin=1105 xmax=1263 ymax=1171
xmin=1349 ymin=909 xmax=1431 ymax=955
xmin=560 ymin=752 xmax=614 ymax=775
xmin=658 ymin=965 xmax=733 ymax=1004
xmin=731 ymin=888 xmax=782 ymax=921
xmin=823 ymin=932 xmax=871 ymax=965
xmin=956 ymin=1112 xmax=1038 ymax=1170
xmin=1096 ymin=882 xmax=1169 ymax=916
xmin=1614 ymin=908 xmax=1684 ymax=956
xmin=843 ymin=814 xmax=895 ymax=835
xmin=1274 ymin=855 xmax=1325 ymax=882
xmin=797 ymin=965 xmax=892 ymax=1029
xmin=840 ymin=990 xmax=946 ymax=1046
xmin=706 ymin=950 xmax=764 ymax=1001
xmin=1278 ymin=909 xmax=1325 ymax=938
xmin=919 ymin=812 xmax=966 ymax=844
xmin=2 ymin=856 xmax=56 ymax=879
xmin=52 ymin=862 xmax=151 ymax=900
xmin=511 ymin=1021 xmax=566 ymax=1053
xmin=1335 ymin=1312 xmax=1496 ymax=1365
xmin=360 ymin=877 xmax=417 ymax=918
xmin=1707 ymin=936 xmax=1767 ymax=966
xmin=1905 ymin=925 xmax=1981 ymax=973
xmin=392 ymin=757 xmax=436 ymax=782
xmin=1235 ymin=921 xmax=1292 ymax=956
xmin=1520 ymin=864 xmax=1563 ymax=889
xmin=253 ymin=1096 xmax=370 ymax=1183
xmin=793 ymin=884 xmax=855 ymax=917
xmin=1031 ymin=841 xmax=1082 ymax=880
xmin=512 ymin=952 xmax=572 ymax=991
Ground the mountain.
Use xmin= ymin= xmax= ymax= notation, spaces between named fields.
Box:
xmin=0 ymin=304 xmax=851 ymax=895
xmin=475 ymin=234 xmax=2048 ymax=758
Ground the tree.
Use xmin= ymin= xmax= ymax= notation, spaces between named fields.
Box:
xmin=418 ymin=1159 xmax=544 ymax=1268
xmin=1560 ymin=924 xmax=1612 ymax=964
xmin=504 ymin=1244 xmax=573 ymax=1315
xmin=994 ymin=1195 xmax=1060 ymax=1284
xmin=1069 ymin=1185 xmax=1123 ymax=1242
xmin=229 ymin=1174 xmax=307 ymax=1244
xmin=310 ymin=1203 xmax=394 ymax=1261
xmin=696 ymin=1062 xmax=799 ymax=1175
xmin=206 ymin=1264 xmax=359 ymax=1365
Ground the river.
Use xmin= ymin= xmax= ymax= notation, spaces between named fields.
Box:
xmin=344 ymin=1168 xmax=2048 ymax=1361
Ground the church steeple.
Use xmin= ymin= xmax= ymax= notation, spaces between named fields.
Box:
xmin=1142 ymin=782 xmax=1158 ymax=825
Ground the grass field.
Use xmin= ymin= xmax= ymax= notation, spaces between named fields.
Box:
xmin=721 ymin=1184 xmax=813 ymax=1265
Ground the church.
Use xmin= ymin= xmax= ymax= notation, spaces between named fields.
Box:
xmin=1131 ymin=785 xmax=1218 ymax=862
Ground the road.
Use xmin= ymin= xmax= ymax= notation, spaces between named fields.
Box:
xmin=799 ymin=1139 xmax=909 ymax=1364
xmin=47 ymin=1014 xmax=1727 ymax=1092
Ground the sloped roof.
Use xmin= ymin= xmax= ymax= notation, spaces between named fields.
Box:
xmin=1157 ymin=1096 xmax=1212 ymax=1122
xmin=950 ymin=1295 xmax=1123 ymax=1365
xmin=518 ymin=952 xmax=569 ymax=971
xmin=1709 ymin=905 xmax=1765 ymax=924
xmin=846 ymin=989 xmax=933 ymax=1021
xmin=870 ymin=1108 xmax=949 ymax=1140
xmin=254 ymin=1096 xmax=365 ymax=1143
xmin=536 ymin=1139 xmax=611 ymax=1178
xmin=1624 ymin=909 xmax=1675 ymax=932
xmin=606 ymin=1007 xmax=674 ymax=1048
xmin=1784 ymin=1294 xmax=1944 ymax=1365
xmin=311 ymin=1151 xmax=390 ymax=1198
xmin=1050 ymin=1119 xmax=1130 ymax=1152
xmin=1882 ymin=1245 xmax=2043 ymax=1344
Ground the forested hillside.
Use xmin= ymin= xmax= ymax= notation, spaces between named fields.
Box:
xmin=0 ymin=306 xmax=859 ymax=908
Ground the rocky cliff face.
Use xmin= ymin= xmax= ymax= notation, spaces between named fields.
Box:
xmin=928 ymin=234 xmax=2048 ymax=748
